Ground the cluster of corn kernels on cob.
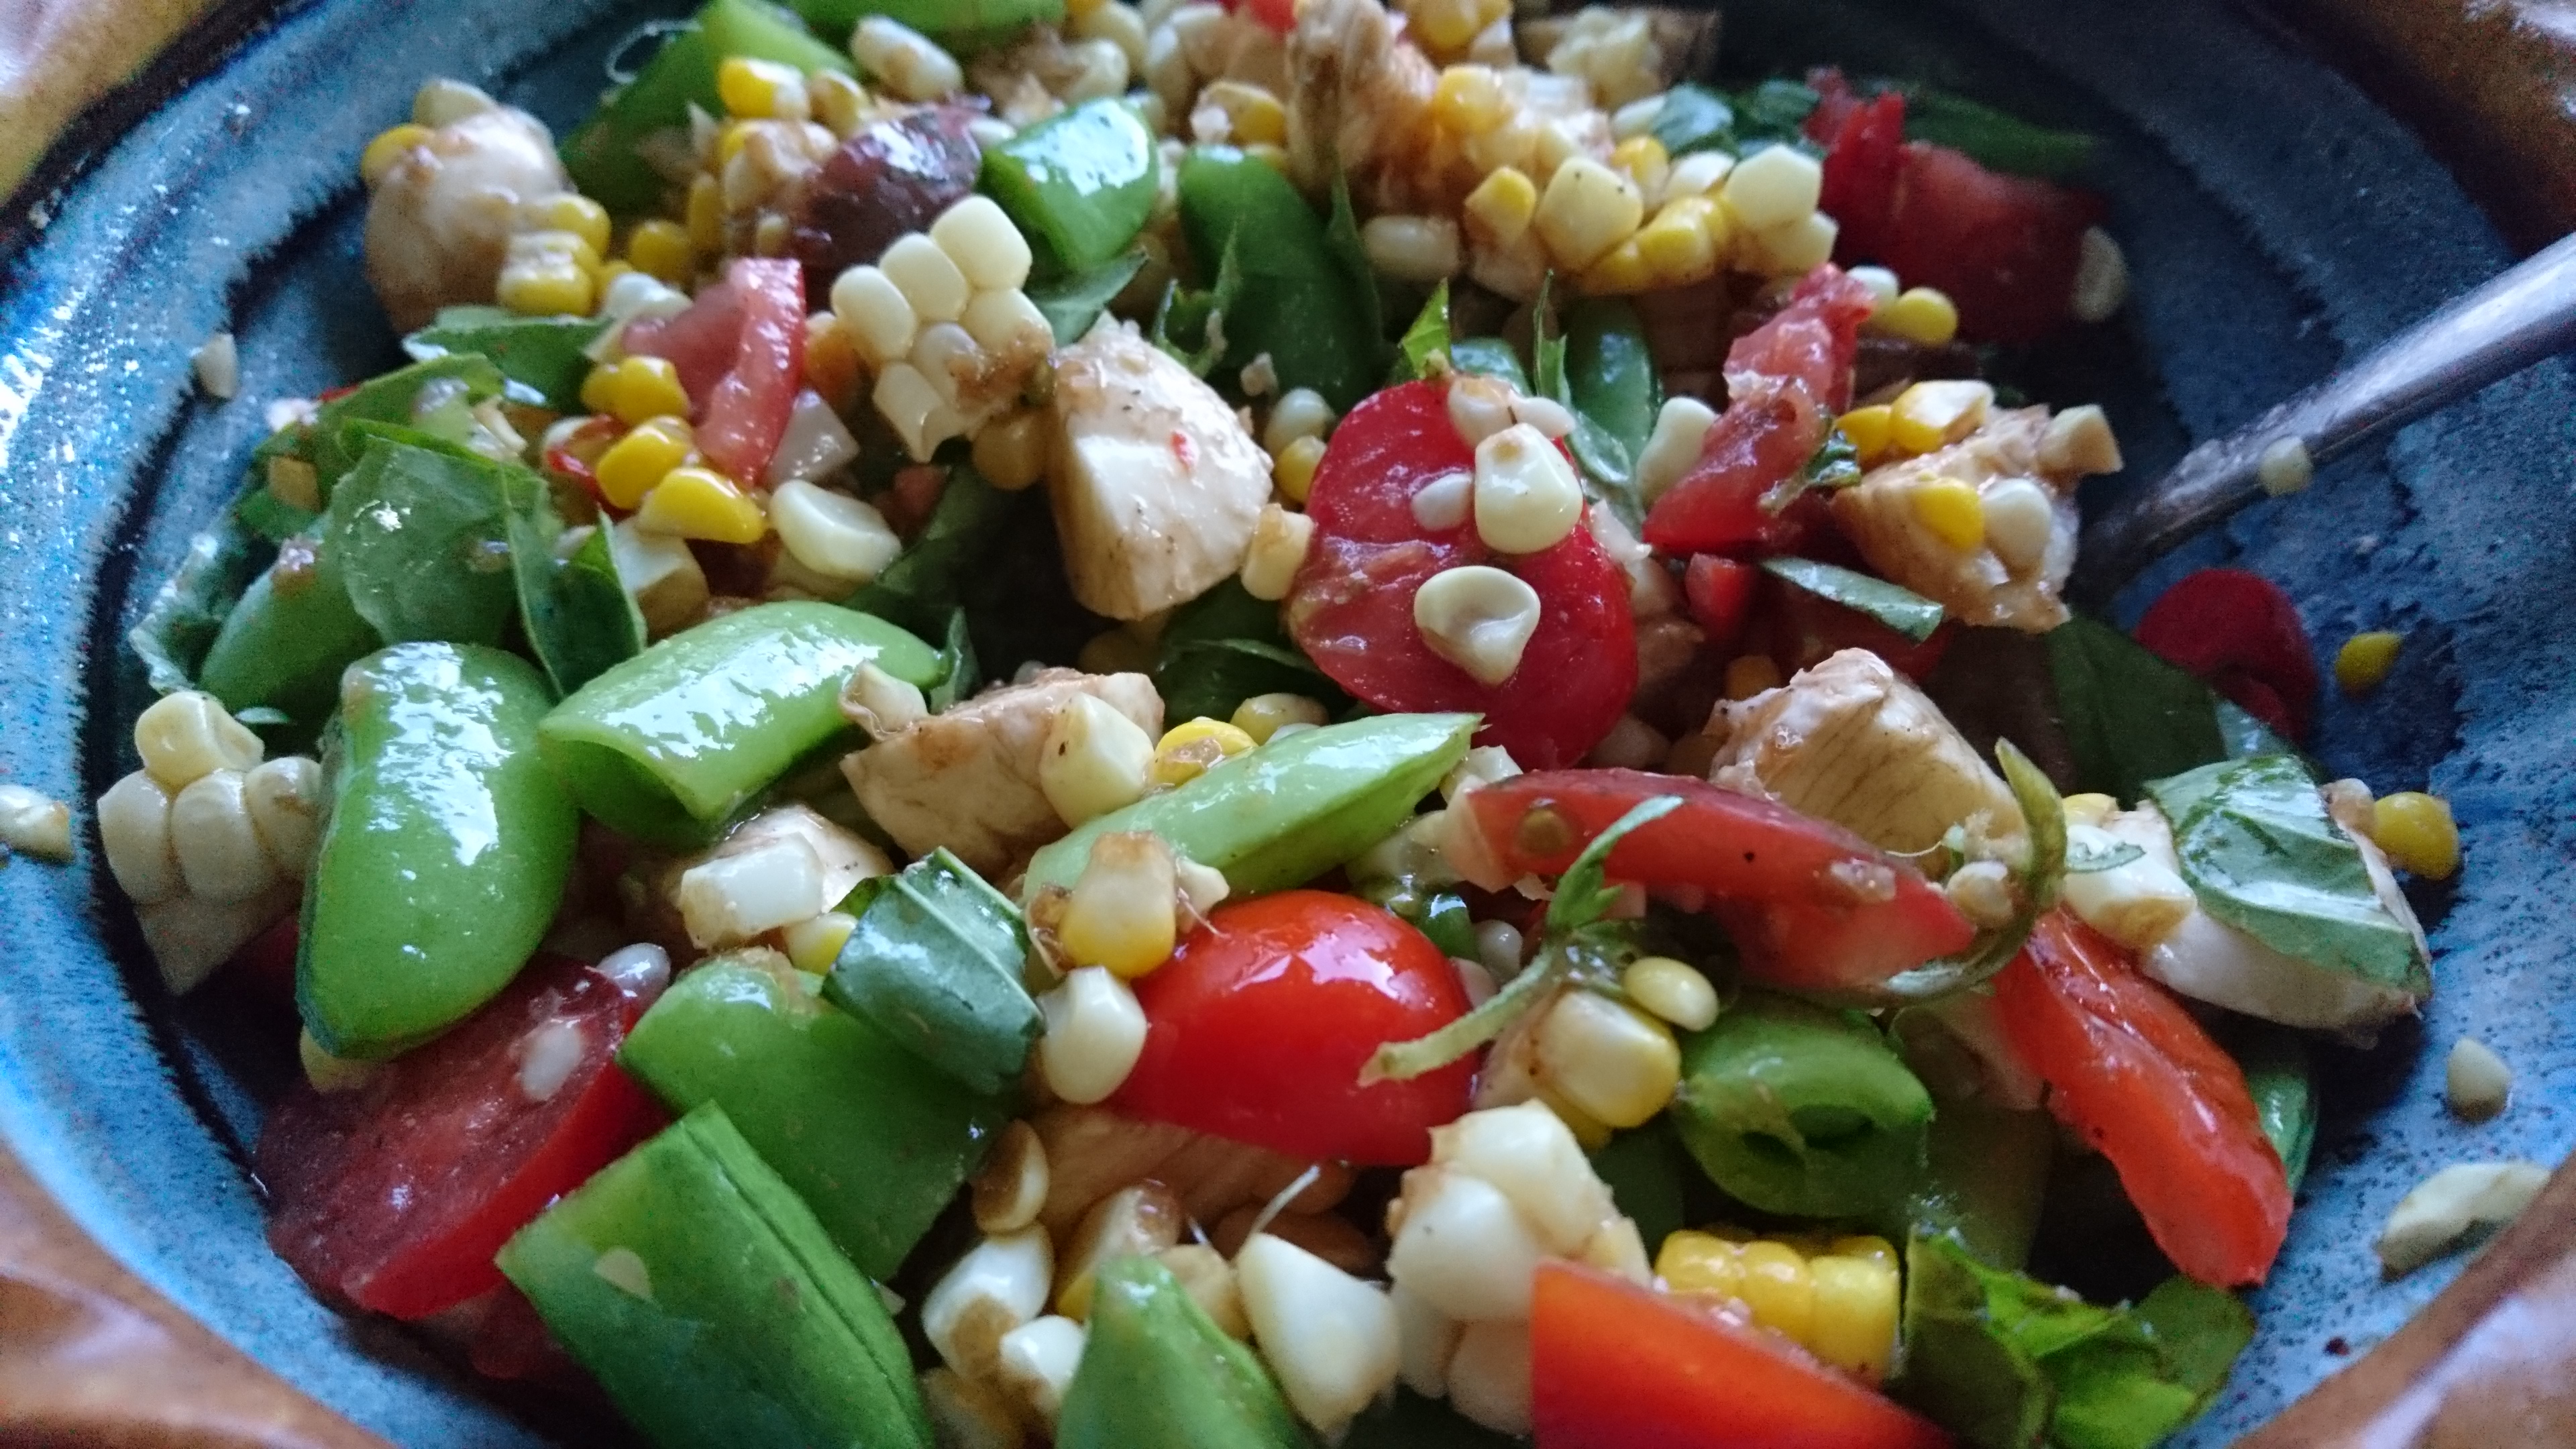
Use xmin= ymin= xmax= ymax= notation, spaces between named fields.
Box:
xmin=829 ymin=195 xmax=1056 ymax=460
xmin=1654 ymin=1228 xmax=1903 ymax=1382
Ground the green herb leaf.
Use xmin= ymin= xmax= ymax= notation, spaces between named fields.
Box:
xmin=511 ymin=514 xmax=645 ymax=697
xmin=127 ymin=521 xmax=264 ymax=696
xmin=2143 ymin=755 xmax=2430 ymax=996
xmin=405 ymin=307 xmax=609 ymax=411
xmin=1762 ymin=557 xmax=1945 ymax=641
xmin=824 ymin=848 xmax=1040 ymax=1096
xmin=1149 ymin=578 xmax=1346 ymax=724
xmin=1762 ymin=425 xmax=1864 ymax=514
xmin=1027 ymin=250 xmax=1148 ymax=346
xmin=1900 ymin=87 xmax=2096 ymax=181
xmin=1390 ymin=888 xmax=1479 ymax=961
xmin=2065 ymin=839 xmax=2144 ymax=873
xmin=845 ymin=466 xmax=1022 ymax=637
xmin=926 ymin=606 xmax=979 ymax=713
xmin=1394 ymin=280 xmax=1453 ymax=382
xmin=1548 ymin=794 xmax=1683 ymax=936
xmin=1880 ymin=741 xmax=2067 ymax=1002
xmin=1532 ymin=274 xmax=1569 ymax=404
xmin=2045 ymin=614 xmax=2231 ymax=804
xmin=1735 ymin=78 xmax=1824 ymax=148
xmin=324 ymin=437 xmax=522 ymax=646
xmin=1448 ymin=336 xmax=1531 ymax=392
xmin=1150 ymin=231 xmax=1244 ymax=378
xmin=1650 ymin=83 xmax=1737 ymax=155
xmin=1324 ymin=168 xmax=1390 ymax=373
xmin=252 ymin=356 xmax=506 ymax=538
xmin=1561 ymin=297 xmax=1658 ymax=531
xmin=2222 ymin=1022 xmax=2318 ymax=1196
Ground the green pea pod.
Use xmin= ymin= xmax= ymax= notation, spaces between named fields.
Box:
xmin=981 ymin=97 xmax=1160 ymax=272
xmin=1669 ymin=990 xmax=1933 ymax=1220
xmin=299 ymin=643 xmax=577 ymax=1059
xmin=539 ymin=601 xmax=943 ymax=847
xmin=198 ymin=533 xmax=382 ymax=732
xmin=786 ymin=0 xmax=1063 ymax=48
xmin=497 ymin=1104 xmax=932 ymax=1449
xmin=561 ymin=0 xmax=853 ymax=214
xmin=617 ymin=952 xmax=1014 ymax=1279
xmin=2226 ymin=1024 xmax=2317 ymax=1196
xmin=1564 ymin=297 xmax=1661 ymax=468
xmin=825 ymin=848 xmax=1040 ymax=1095
xmin=1057 ymin=1256 xmax=1309 ymax=1449
xmin=1177 ymin=147 xmax=1383 ymax=410
xmin=1022 ymin=712 xmax=1477 ymax=901
xmin=1899 ymin=1097 xmax=2055 ymax=1272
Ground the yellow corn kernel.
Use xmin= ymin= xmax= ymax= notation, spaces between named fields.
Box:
xmin=1150 ymin=718 xmax=1258 ymax=788
xmin=523 ymin=193 xmax=612 ymax=256
xmin=1535 ymin=157 xmax=1646 ymax=272
xmin=1230 ymin=692 xmax=1330 ymax=745
xmin=1609 ymin=134 xmax=1671 ymax=197
xmin=1838 ymin=405 xmax=1894 ymax=466
xmin=1621 ymin=955 xmax=1717 ymax=1031
xmin=1201 ymin=80 xmax=1287 ymax=148
xmin=1532 ymin=1084 xmax=1615 ymax=1150
xmin=2061 ymin=792 xmax=2118 ymax=828
xmin=594 ymin=259 xmax=636 ymax=292
xmin=1654 ymin=1231 xmax=1744 ymax=1299
xmin=625 ymin=219 xmax=696 ymax=284
xmin=1057 ymin=833 xmax=1179 ymax=979
xmin=1578 ymin=236 xmax=1654 ymax=296
xmin=782 ymin=910 xmax=858 ymax=974
xmin=2337 ymin=631 xmax=2403 ymax=694
xmin=610 ymin=356 xmax=692 ymax=427
xmin=1463 ymin=165 xmax=1540 ymax=248
xmin=594 ymin=417 xmax=697 ymax=509
xmin=1412 ymin=0 xmax=1488 ymax=53
xmin=972 ymin=410 xmax=1051 ymax=493
xmin=359 ymin=123 xmax=432 ymax=186
xmin=1889 ymin=380 xmax=1994 ymax=455
xmin=2371 ymin=792 xmax=2459 ymax=879
xmin=580 ymin=362 xmax=623 ymax=415
xmin=1731 ymin=1241 xmax=1815 ymax=1344
xmin=718 ymin=56 xmax=805 ymax=119
xmin=1656 ymin=1232 xmax=1897 ymax=1381
xmin=1272 ymin=435 xmax=1326 ymax=504
xmin=1910 ymin=477 xmax=1986 ymax=551
xmin=1431 ymin=65 xmax=1509 ymax=135
xmin=635 ymin=466 xmax=767 ymax=543
xmin=1827 ymin=1234 xmax=1898 ymax=1273
xmin=1635 ymin=197 xmax=1720 ymax=286
xmin=1807 ymin=1254 xmax=1899 ymax=1381
xmin=1534 ymin=989 xmax=1682 ymax=1128
xmin=1723 ymin=654 xmax=1782 ymax=700
xmin=496 ymin=261 xmax=594 ymax=318
xmin=508 ymin=227 xmax=602 ymax=275
xmin=1877 ymin=286 xmax=1960 ymax=346
xmin=686 ymin=174 xmax=726 ymax=254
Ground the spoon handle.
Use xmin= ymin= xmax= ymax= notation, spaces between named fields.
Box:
xmin=2076 ymin=229 xmax=2576 ymax=598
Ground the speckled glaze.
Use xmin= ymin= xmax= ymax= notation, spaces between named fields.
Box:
xmin=0 ymin=0 xmax=2567 ymax=1443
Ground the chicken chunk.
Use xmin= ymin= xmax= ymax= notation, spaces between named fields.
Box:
xmin=1830 ymin=406 xmax=2114 ymax=633
xmin=1046 ymin=320 xmax=1273 ymax=621
xmin=1706 ymin=647 xmax=2025 ymax=857
xmin=842 ymin=668 xmax=1163 ymax=876
xmin=1285 ymin=0 xmax=1439 ymax=207
xmin=362 ymin=86 xmax=568 ymax=331
xmin=1031 ymin=1102 xmax=1353 ymax=1242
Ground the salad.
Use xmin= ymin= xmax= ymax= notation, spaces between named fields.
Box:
xmin=68 ymin=0 xmax=2481 ymax=1444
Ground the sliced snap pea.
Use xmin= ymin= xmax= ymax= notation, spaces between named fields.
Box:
xmin=1900 ymin=1097 xmax=2055 ymax=1272
xmin=299 ymin=643 xmax=577 ymax=1059
xmin=1176 ymin=146 xmax=1384 ymax=410
xmin=1669 ymin=990 xmax=1933 ymax=1220
xmin=787 ymin=0 xmax=1063 ymax=48
xmin=539 ymin=601 xmax=943 ymax=847
xmin=197 ymin=532 xmax=382 ymax=733
xmin=980 ymin=97 xmax=1159 ymax=272
xmin=1057 ymin=1255 xmax=1307 ymax=1449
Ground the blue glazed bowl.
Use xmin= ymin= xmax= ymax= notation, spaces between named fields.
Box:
xmin=0 ymin=0 xmax=2569 ymax=1442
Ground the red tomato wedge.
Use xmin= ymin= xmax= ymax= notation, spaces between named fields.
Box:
xmin=258 ymin=955 xmax=669 ymax=1320
xmin=2133 ymin=568 xmax=2318 ymax=738
xmin=1816 ymin=89 xmax=1908 ymax=264
xmin=1683 ymin=555 xmax=1760 ymax=652
xmin=1533 ymin=1262 xmax=1953 ymax=1449
xmin=1726 ymin=264 xmax=1880 ymax=414
xmin=1114 ymin=892 xmax=1475 ymax=1166
xmin=623 ymin=256 xmax=805 ymax=484
xmin=1285 ymin=379 xmax=1637 ymax=769
xmin=1993 ymin=912 xmax=2292 ymax=1287
xmin=1456 ymin=770 xmax=1976 ymax=998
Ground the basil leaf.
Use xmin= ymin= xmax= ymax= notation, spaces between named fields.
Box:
xmin=1548 ymin=795 xmax=1684 ymax=936
xmin=1449 ymin=336 xmax=1530 ymax=392
xmin=128 ymin=521 xmax=265 ymax=696
xmin=1650 ymin=83 xmax=1737 ymax=156
xmin=325 ymin=437 xmax=521 ymax=646
xmin=1028 ymin=250 xmax=1147 ymax=346
xmin=1562 ymin=297 xmax=1657 ymax=530
xmin=1324 ymin=168 xmax=1389 ymax=373
xmin=2144 ymin=755 xmax=2430 ymax=995
xmin=1394 ymin=280 xmax=1452 ymax=383
xmin=234 ymin=486 xmax=319 ymax=543
xmin=845 ymin=466 xmax=1021 ymax=638
xmin=1150 ymin=578 xmax=1346 ymax=723
xmin=1762 ymin=425 xmax=1864 ymax=514
xmin=2224 ymin=1022 xmax=2317 ymax=1196
xmin=1900 ymin=87 xmax=2096 ymax=181
xmin=2065 ymin=838 xmax=2145 ymax=873
xmin=926 ymin=606 xmax=979 ymax=714
xmin=1762 ymin=557 xmax=1944 ymax=641
xmin=1879 ymin=741 xmax=2065 ymax=1002
xmin=2043 ymin=614 xmax=2229 ymax=802
xmin=255 ymin=355 xmax=506 ymax=531
xmin=1735 ymin=78 xmax=1824 ymax=148
xmin=513 ymin=513 xmax=645 ymax=697
xmin=1151 ymin=231 xmax=1244 ymax=378
xmin=824 ymin=848 xmax=1040 ymax=1096
xmin=405 ymin=307 xmax=608 ymax=411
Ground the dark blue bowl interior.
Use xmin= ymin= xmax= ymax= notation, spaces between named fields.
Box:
xmin=1 ymin=0 xmax=2571 ymax=1442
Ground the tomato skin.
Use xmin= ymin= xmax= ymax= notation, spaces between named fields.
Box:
xmin=1683 ymin=555 xmax=1760 ymax=652
xmin=258 ymin=955 xmax=669 ymax=1320
xmin=2133 ymin=568 xmax=2318 ymax=738
xmin=1113 ymin=891 xmax=1476 ymax=1167
xmin=623 ymin=280 xmax=743 ymax=403
xmin=1818 ymin=91 xmax=1908 ymax=264
xmin=1993 ymin=912 xmax=2292 ymax=1287
xmin=1532 ymin=1262 xmax=1952 ymax=1449
xmin=623 ymin=258 xmax=806 ymax=484
xmin=1460 ymin=770 xmax=1976 ymax=998
xmin=1763 ymin=572 xmax=1957 ymax=681
xmin=1287 ymin=380 xmax=1637 ymax=769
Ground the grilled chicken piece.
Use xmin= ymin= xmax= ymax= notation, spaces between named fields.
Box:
xmin=363 ymin=89 xmax=566 ymax=331
xmin=1285 ymin=0 xmax=1440 ymax=205
xmin=842 ymin=668 xmax=1163 ymax=877
xmin=1046 ymin=319 xmax=1273 ymax=621
xmin=1030 ymin=1102 xmax=1354 ymax=1241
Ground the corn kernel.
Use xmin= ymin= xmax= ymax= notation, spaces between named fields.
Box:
xmin=1731 ymin=1240 xmax=1815 ymax=1342
xmin=496 ymin=262 xmax=594 ymax=318
xmin=522 ymin=193 xmax=612 ymax=257
xmin=783 ymin=911 xmax=858 ymax=973
xmin=610 ymin=356 xmax=692 ymax=427
xmin=1150 ymin=718 xmax=1258 ymax=789
xmin=1578 ymin=236 xmax=1654 ymax=296
xmin=1057 ymin=833 xmax=1179 ymax=978
xmin=1609 ymin=135 xmax=1670 ymax=197
xmin=804 ymin=315 xmax=862 ymax=411
xmin=1910 ymin=477 xmax=1986 ymax=551
xmin=1876 ymin=286 xmax=1960 ymax=346
xmin=1635 ymin=197 xmax=1720 ymax=286
xmin=1413 ymin=0 xmax=1489 ymax=52
xmin=1533 ymin=989 xmax=1681 ymax=1129
xmin=718 ymin=56 xmax=807 ymax=119
xmin=135 ymin=692 xmax=263 ymax=791
xmin=1240 ymin=504 xmax=1316 ymax=602
xmin=1201 ymin=80 xmax=1287 ymax=148
xmin=1888 ymin=380 xmax=1994 ymax=455
xmin=2371 ymin=792 xmax=2459 ymax=879
xmin=594 ymin=417 xmax=697 ymax=509
xmin=1230 ymin=693 xmax=1329 ymax=744
xmin=507 ymin=227 xmax=602 ymax=275
xmin=625 ymin=219 xmax=696 ymax=284
xmin=1272 ymin=435 xmax=1326 ymax=505
xmin=1723 ymin=654 xmax=1782 ymax=700
xmin=1040 ymin=695 xmax=1155 ymax=827
xmin=1431 ymin=65 xmax=1509 ymax=134
xmin=1621 ymin=955 xmax=1717 ymax=1031
xmin=973 ymin=410 xmax=1051 ymax=493
xmin=2337 ymin=631 xmax=2403 ymax=694
xmin=1837 ymin=405 xmax=1894 ymax=466
xmin=635 ymin=466 xmax=767 ymax=543
xmin=579 ymin=363 xmax=621 ymax=416
xmin=1462 ymin=166 xmax=1540 ymax=248
xmin=1721 ymin=144 xmax=1823 ymax=231
xmin=359 ymin=123 xmax=433 ymax=186
xmin=1808 ymin=1254 xmax=1898 ymax=1381
xmin=1829 ymin=1235 xmax=1898 ymax=1273
xmin=1535 ymin=158 xmax=1645 ymax=272
xmin=1749 ymin=211 xmax=1838 ymax=277
xmin=686 ymin=174 xmax=725 ymax=254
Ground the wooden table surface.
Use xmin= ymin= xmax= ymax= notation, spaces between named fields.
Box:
xmin=3 ymin=1 xmax=2573 ymax=1444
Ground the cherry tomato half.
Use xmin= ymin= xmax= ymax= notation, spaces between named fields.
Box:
xmin=624 ymin=256 xmax=804 ymax=484
xmin=1114 ymin=891 xmax=1476 ymax=1167
xmin=2132 ymin=567 xmax=2318 ymax=739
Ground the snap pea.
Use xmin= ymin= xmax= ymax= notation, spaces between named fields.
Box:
xmin=2226 ymin=1024 xmax=2317 ymax=1195
xmin=1056 ymin=1255 xmax=1307 ymax=1449
xmin=617 ymin=952 xmax=1014 ymax=1280
xmin=1021 ymin=712 xmax=1477 ymax=901
xmin=980 ymin=98 xmax=1159 ymax=272
xmin=786 ymin=0 xmax=1063 ymax=48
xmin=1668 ymin=990 xmax=1933 ymax=1220
xmin=1448 ymin=337 xmax=1530 ymax=392
xmin=299 ymin=643 xmax=577 ymax=1059
xmin=1176 ymin=147 xmax=1383 ymax=410
xmin=1563 ymin=297 xmax=1661 ymax=474
xmin=1900 ymin=1097 xmax=2055 ymax=1272
xmin=497 ymin=1104 xmax=932 ymax=1449
xmin=197 ymin=533 xmax=381 ymax=732
xmin=539 ymin=601 xmax=943 ymax=847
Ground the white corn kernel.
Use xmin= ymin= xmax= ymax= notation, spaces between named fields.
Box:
xmin=1587 ymin=714 xmax=1666 ymax=770
xmin=831 ymin=264 xmax=918 ymax=367
xmin=1664 ymin=149 xmax=1735 ymax=199
xmin=1039 ymin=694 xmax=1156 ymax=827
xmin=911 ymin=322 xmax=984 ymax=411
xmin=1472 ymin=424 xmax=1583 ymax=554
xmin=1264 ymin=388 xmax=1336 ymax=454
xmin=996 ymin=1316 xmax=1087 ymax=1426
xmin=1434 ymin=1099 xmax=1613 ymax=1254
xmin=1847 ymin=264 xmax=1902 ymax=314
xmin=241 ymin=756 xmax=323 ymax=878
xmin=1610 ymin=95 xmax=1666 ymax=141
xmin=1474 ymin=919 xmax=1525 ymax=981
xmin=134 ymin=691 xmax=262 ymax=790
xmin=931 ymin=195 xmax=1035 ymax=292
xmin=919 ymin=1368 xmax=1026 ymax=1449
xmin=1158 ymin=1243 xmax=1251 ymax=1338
xmin=1073 ymin=0 xmax=1150 ymax=68
xmin=851 ymin=15 xmax=964 ymax=101
xmin=1063 ymin=36 xmax=1133 ymax=101
xmin=1944 ymin=859 xmax=2019 ymax=929
xmin=598 ymin=941 xmax=674 ymax=997
xmin=2447 ymin=1038 xmax=2512 ymax=1121
xmin=675 ymin=835 xmax=828 ymax=949
xmin=1237 ymin=1234 xmax=1402 ymax=1439
xmin=2071 ymin=227 xmax=2129 ymax=323
xmin=608 ymin=518 xmax=710 ymax=637
xmin=0 ymin=784 xmax=72 ymax=863
xmin=1534 ymin=158 xmax=1645 ymax=271
xmin=1240 ymin=504 xmax=1315 ymax=602
xmin=1447 ymin=374 xmax=1517 ymax=449
xmin=1391 ymin=1282 xmax=1461 ymax=1399
xmin=961 ymin=288 xmax=1053 ymax=358
xmin=880 ymin=233 xmax=971 ymax=323
xmin=924 ymin=1226 xmax=1057 ymax=1381
xmin=875 ymin=362 xmax=954 ymax=461
xmin=1362 ymin=214 xmax=1464 ymax=283
xmin=140 ymin=886 xmax=295 ymax=995
xmin=97 ymin=771 xmax=183 ymax=906
xmin=1621 ymin=955 xmax=1717 ymax=1031
xmin=1411 ymin=472 xmax=1472 ymax=531
xmin=1721 ymin=144 xmax=1823 ymax=230
xmin=1508 ymin=394 xmax=1577 ymax=441
xmin=1037 ymin=966 xmax=1149 ymax=1104
xmin=2257 ymin=436 xmax=2312 ymax=497
xmin=1635 ymin=396 xmax=1716 ymax=505
xmin=2377 ymin=1161 xmax=2550 ymax=1277
xmin=1749 ymin=211 xmax=1839 ymax=276
xmin=1415 ymin=566 xmax=1542 ymax=686
xmin=1173 ymin=855 xmax=1229 ymax=918
xmin=170 ymin=769 xmax=282 ymax=904
xmin=1980 ymin=478 xmax=2058 ymax=573
xmin=1057 ymin=832 xmax=1178 ymax=977
xmin=1447 ymin=1318 xmax=1534 ymax=1437
xmin=765 ymin=389 xmax=862 ymax=488
xmin=972 ymin=1120 xmax=1052 ymax=1235
xmin=844 ymin=661 xmax=930 ymax=738
xmin=2037 ymin=404 xmax=2125 ymax=477
xmin=412 ymin=77 xmax=497 ymax=126
xmin=2059 ymin=822 xmax=2197 ymax=951
xmin=1385 ymin=1169 xmax=1550 ymax=1322
xmin=771 ymin=479 xmax=902 ymax=586
xmin=192 ymin=331 xmax=239 ymax=400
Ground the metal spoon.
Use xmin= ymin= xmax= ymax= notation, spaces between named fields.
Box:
xmin=2074 ymin=229 xmax=2576 ymax=602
